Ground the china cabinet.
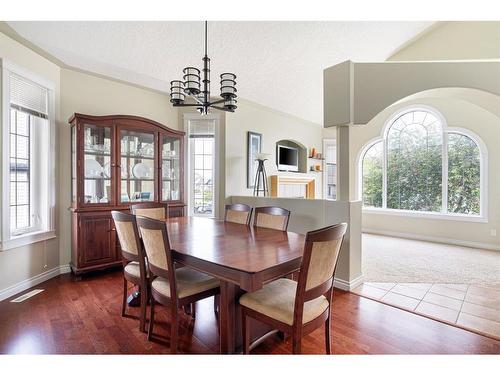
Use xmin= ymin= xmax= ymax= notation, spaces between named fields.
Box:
xmin=69 ymin=114 xmax=185 ymax=275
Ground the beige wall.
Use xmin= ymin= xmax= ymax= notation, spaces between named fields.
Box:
xmin=0 ymin=31 xmax=61 ymax=293
xmin=225 ymin=99 xmax=325 ymax=199
xmin=389 ymin=21 xmax=500 ymax=61
xmin=352 ymin=95 xmax=500 ymax=249
xmin=58 ymin=68 xmax=179 ymax=265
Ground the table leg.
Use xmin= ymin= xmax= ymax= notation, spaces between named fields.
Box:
xmin=219 ymin=280 xmax=238 ymax=354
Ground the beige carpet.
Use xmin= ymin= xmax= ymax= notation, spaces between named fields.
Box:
xmin=362 ymin=234 xmax=500 ymax=286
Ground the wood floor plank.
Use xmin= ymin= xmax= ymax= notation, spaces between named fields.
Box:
xmin=0 ymin=271 xmax=498 ymax=354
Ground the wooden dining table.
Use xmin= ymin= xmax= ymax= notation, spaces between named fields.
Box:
xmin=164 ymin=216 xmax=305 ymax=354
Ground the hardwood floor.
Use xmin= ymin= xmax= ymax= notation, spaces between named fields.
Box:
xmin=0 ymin=270 xmax=498 ymax=354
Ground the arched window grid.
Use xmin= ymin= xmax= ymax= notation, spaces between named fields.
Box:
xmin=358 ymin=106 xmax=486 ymax=220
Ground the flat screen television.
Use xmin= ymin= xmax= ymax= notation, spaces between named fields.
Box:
xmin=277 ymin=144 xmax=299 ymax=172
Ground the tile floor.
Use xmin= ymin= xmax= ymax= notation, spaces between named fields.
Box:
xmin=352 ymin=282 xmax=500 ymax=340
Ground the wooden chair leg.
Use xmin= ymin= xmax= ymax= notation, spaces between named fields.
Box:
xmin=292 ymin=333 xmax=302 ymax=354
xmin=121 ymin=278 xmax=127 ymax=317
xmin=139 ymin=285 xmax=147 ymax=333
xmin=242 ymin=310 xmax=250 ymax=354
xmin=170 ymin=304 xmax=178 ymax=354
xmin=147 ymin=296 xmax=155 ymax=341
xmin=325 ymin=316 xmax=331 ymax=354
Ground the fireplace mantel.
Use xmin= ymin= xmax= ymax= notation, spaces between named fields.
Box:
xmin=270 ymin=175 xmax=316 ymax=199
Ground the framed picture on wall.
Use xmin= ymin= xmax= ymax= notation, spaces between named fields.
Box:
xmin=247 ymin=131 xmax=262 ymax=188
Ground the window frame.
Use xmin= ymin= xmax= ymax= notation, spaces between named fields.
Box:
xmin=184 ymin=113 xmax=220 ymax=219
xmin=357 ymin=105 xmax=488 ymax=222
xmin=1 ymin=60 xmax=56 ymax=251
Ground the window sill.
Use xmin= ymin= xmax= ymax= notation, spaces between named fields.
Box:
xmin=362 ymin=208 xmax=487 ymax=223
xmin=0 ymin=230 xmax=56 ymax=251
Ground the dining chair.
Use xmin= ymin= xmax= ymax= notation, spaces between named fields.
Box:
xmin=224 ymin=203 xmax=253 ymax=225
xmin=239 ymin=222 xmax=348 ymax=354
xmin=131 ymin=202 xmax=168 ymax=220
xmin=212 ymin=203 xmax=254 ymax=313
xmin=111 ymin=211 xmax=149 ymax=332
xmin=253 ymin=206 xmax=291 ymax=231
xmin=132 ymin=202 xmax=198 ymax=316
xmin=136 ymin=216 xmax=220 ymax=353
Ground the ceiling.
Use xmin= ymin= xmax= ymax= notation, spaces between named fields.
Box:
xmin=7 ymin=21 xmax=433 ymax=124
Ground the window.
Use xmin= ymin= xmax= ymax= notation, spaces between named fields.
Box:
xmin=187 ymin=118 xmax=217 ymax=217
xmin=323 ymin=139 xmax=337 ymax=200
xmin=362 ymin=141 xmax=383 ymax=208
xmin=359 ymin=107 xmax=485 ymax=219
xmin=1 ymin=64 xmax=55 ymax=250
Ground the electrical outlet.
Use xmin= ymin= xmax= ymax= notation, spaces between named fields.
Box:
xmin=490 ymin=229 xmax=497 ymax=237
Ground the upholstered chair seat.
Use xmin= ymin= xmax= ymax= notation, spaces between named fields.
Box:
xmin=124 ymin=261 xmax=141 ymax=279
xmin=151 ymin=268 xmax=220 ymax=299
xmin=124 ymin=261 xmax=150 ymax=279
xmin=239 ymin=278 xmax=329 ymax=325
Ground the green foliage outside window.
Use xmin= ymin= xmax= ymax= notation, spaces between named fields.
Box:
xmin=362 ymin=142 xmax=383 ymax=208
xmin=361 ymin=110 xmax=481 ymax=216
xmin=447 ymin=133 xmax=480 ymax=215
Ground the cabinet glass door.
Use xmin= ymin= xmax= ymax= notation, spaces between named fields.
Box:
xmin=120 ymin=130 xmax=156 ymax=203
xmin=83 ymin=124 xmax=112 ymax=204
xmin=161 ymin=135 xmax=180 ymax=201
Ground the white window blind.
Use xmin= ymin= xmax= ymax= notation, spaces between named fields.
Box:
xmin=9 ymin=73 xmax=48 ymax=119
xmin=189 ymin=119 xmax=215 ymax=138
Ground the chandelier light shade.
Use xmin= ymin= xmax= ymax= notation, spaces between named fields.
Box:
xmin=182 ymin=67 xmax=201 ymax=95
xmin=220 ymin=73 xmax=237 ymax=99
xmin=169 ymin=21 xmax=238 ymax=115
xmin=169 ymin=80 xmax=185 ymax=104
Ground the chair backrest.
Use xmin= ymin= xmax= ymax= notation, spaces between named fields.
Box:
xmin=293 ymin=223 xmax=348 ymax=325
xmin=111 ymin=211 xmax=148 ymax=283
xmin=253 ymin=206 xmax=291 ymax=231
xmin=224 ymin=203 xmax=253 ymax=225
xmin=135 ymin=216 xmax=173 ymax=277
xmin=136 ymin=216 xmax=178 ymax=300
xmin=131 ymin=203 xmax=168 ymax=221
xmin=111 ymin=211 xmax=142 ymax=261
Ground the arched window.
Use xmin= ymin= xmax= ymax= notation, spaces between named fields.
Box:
xmin=359 ymin=107 xmax=485 ymax=217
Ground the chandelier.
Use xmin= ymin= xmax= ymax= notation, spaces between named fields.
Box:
xmin=169 ymin=21 xmax=237 ymax=115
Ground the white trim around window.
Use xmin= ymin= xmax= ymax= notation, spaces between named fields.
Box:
xmin=356 ymin=105 xmax=488 ymax=222
xmin=0 ymin=60 xmax=56 ymax=251
xmin=183 ymin=113 xmax=221 ymax=219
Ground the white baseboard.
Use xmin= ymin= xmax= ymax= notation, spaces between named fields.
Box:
xmin=0 ymin=264 xmax=71 ymax=302
xmin=334 ymin=275 xmax=364 ymax=291
xmin=363 ymin=228 xmax=500 ymax=252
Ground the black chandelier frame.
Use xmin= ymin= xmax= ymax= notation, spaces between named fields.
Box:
xmin=170 ymin=21 xmax=237 ymax=115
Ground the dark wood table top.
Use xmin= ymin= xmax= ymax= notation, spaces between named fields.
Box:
xmin=165 ymin=216 xmax=304 ymax=274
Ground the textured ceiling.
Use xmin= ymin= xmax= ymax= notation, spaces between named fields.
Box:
xmin=7 ymin=21 xmax=432 ymax=124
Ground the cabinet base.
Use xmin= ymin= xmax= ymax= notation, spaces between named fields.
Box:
xmin=70 ymin=261 xmax=123 ymax=276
